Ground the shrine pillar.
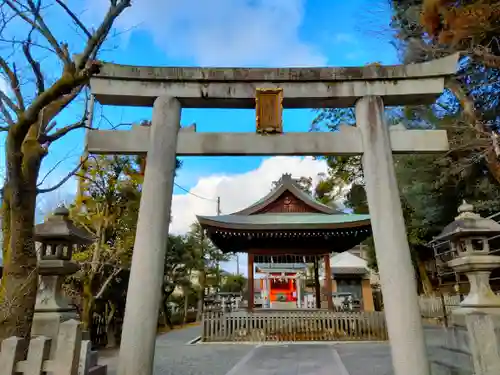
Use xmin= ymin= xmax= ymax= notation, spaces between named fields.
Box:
xmin=118 ymin=96 xmax=180 ymax=375
xmin=324 ymin=254 xmax=334 ymax=310
xmin=263 ymin=273 xmax=270 ymax=308
xmin=356 ymin=96 xmax=430 ymax=375
xmin=297 ymin=275 xmax=302 ymax=308
xmin=313 ymin=257 xmax=321 ymax=308
xmin=248 ymin=253 xmax=255 ymax=311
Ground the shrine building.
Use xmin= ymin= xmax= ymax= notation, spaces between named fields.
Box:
xmin=197 ymin=173 xmax=373 ymax=311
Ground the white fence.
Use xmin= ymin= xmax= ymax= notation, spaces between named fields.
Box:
xmin=418 ymin=294 xmax=462 ymax=318
xmin=202 ymin=310 xmax=388 ymax=342
xmin=0 ymin=320 xmax=106 ymax=375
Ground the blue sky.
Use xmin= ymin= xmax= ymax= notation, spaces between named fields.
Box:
xmin=34 ymin=0 xmax=397 ymax=210
xmin=1 ymin=0 xmax=398 ymax=272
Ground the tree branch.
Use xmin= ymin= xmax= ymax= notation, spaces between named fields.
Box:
xmin=55 ymin=0 xmax=92 ymax=39
xmin=0 ymin=97 xmax=14 ymax=127
xmin=25 ymin=0 xmax=72 ymax=67
xmin=12 ymin=71 xmax=92 ymax=143
xmin=36 ymin=152 xmax=74 ymax=188
xmin=95 ymin=267 xmax=123 ymax=300
xmin=37 ymin=155 xmax=88 ymax=194
xmin=40 ymin=87 xmax=85 ymax=135
xmin=41 ymin=118 xmax=88 ymax=144
xmin=4 ymin=0 xmax=69 ymax=67
xmin=0 ymin=88 xmax=19 ymax=114
xmin=0 ymin=56 xmax=24 ymax=112
xmin=22 ymin=41 xmax=44 ymax=95
xmin=76 ymin=0 xmax=131 ymax=71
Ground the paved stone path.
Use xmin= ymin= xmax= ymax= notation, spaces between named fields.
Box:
xmin=100 ymin=325 xmax=396 ymax=375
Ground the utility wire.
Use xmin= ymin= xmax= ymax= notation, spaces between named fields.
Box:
xmin=174 ymin=181 xmax=218 ymax=202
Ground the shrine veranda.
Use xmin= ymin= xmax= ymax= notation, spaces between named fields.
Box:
xmin=86 ymin=53 xmax=460 ymax=375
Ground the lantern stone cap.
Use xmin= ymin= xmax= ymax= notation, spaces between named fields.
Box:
xmin=34 ymin=205 xmax=95 ymax=245
xmin=38 ymin=259 xmax=80 ymax=276
xmin=433 ymin=201 xmax=500 ymax=243
xmin=448 ymin=254 xmax=500 ymax=271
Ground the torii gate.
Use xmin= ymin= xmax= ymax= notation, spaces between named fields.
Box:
xmin=87 ymin=53 xmax=460 ymax=375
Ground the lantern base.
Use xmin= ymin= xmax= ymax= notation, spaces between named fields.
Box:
xmin=450 ymin=307 xmax=500 ymax=327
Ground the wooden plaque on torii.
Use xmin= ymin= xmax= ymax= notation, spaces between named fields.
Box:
xmin=255 ymin=88 xmax=283 ymax=134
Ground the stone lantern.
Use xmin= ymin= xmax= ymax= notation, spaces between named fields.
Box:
xmin=433 ymin=201 xmax=500 ymax=322
xmin=31 ymin=205 xmax=95 ymax=340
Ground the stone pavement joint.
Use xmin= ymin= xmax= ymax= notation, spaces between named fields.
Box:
xmin=101 ymin=326 xmax=398 ymax=375
xmin=222 ymin=344 xmax=351 ymax=375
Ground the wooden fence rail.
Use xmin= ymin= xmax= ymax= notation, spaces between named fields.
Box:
xmin=202 ymin=310 xmax=388 ymax=342
xmin=418 ymin=295 xmax=462 ymax=318
xmin=0 ymin=320 xmax=106 ymax=375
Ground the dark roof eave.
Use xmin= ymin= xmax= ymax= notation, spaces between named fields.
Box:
xmin=197 ymin=216 xmax=372 ymax=231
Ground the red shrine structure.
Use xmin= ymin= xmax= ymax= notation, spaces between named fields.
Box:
xmin=197 ymin=173 xmax=372 ymax=310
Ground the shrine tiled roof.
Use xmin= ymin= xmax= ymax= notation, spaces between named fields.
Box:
xmin=197 ymin=212 xmax=370 ymax=230
xmin=232 ymin=173 xmax=339 ymax=215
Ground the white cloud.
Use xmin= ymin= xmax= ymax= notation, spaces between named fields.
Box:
xmin=332 ymin=33 xmax=356 ymax=44
xmin=170 ymin=156 xmax=328 ymax=235
xmin=171 ymin=156 xmax=331 ymax=277
xmin=88 ymin=0 xmax=326 ymax=66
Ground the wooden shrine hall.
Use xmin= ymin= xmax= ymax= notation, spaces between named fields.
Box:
xmin=197 ymin=173 xmax=372 ymax=310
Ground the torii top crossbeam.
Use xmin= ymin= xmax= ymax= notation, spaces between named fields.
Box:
xmin=87 ymin=54 xmax=460 ymax=157
xmin=90 ymin=53 xmax=459 ymax=108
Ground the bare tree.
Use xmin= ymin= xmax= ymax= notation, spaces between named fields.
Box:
xmin=0 ymin=0 xmax=131 ymax=341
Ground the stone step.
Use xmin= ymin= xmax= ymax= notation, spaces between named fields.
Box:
xmin=89 ymin=351 xmax=99 ymax=367
xmin=427 ymin=346 xmax=472 ymax=375
xmin=429 ymin=359 xmax=470 ymax=375
xmin=88 ymin=364 xmax=107 ymax=375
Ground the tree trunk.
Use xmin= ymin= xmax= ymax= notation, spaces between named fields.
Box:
xmin=417 ymin=260 xmax=433 ymax=296
xmin=105 ymin=302 xmax=117 ymax=348
xmin=196 ymin=270 xmax=206 ymax=322
xmin=183 ymin=287 xmax=189 ymax=325
xmin=0 ymin=132 xmax=43 ymax=341
xmin=81 ymin=283 xmax=94 ymax=331
xmin=0 ymin=198 xmax=39 ymax=340
xmin=161 ymin=294 xmax=173 ymax=329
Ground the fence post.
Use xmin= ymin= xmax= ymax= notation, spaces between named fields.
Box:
xmin=78 ymin=340 xmax=92 ymax=375
xmin=49 ymin=319 xmax=83 ymax=375
xmin=21 ymin=336 xmax=52 ymax=375
xmin=0 ymin=336 xmax=25 ymax=375
xmin=465 ymin=312 xmax=500 ymax=375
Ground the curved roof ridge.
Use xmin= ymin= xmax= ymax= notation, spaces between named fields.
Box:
xmin=232 ymin=174 xmax=339 ymax=215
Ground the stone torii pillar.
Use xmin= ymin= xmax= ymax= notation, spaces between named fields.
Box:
xmin=356 ymin=96 xmax=428 ymax=375
xmin=117 ymin=96 xmax=181 ymax=375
